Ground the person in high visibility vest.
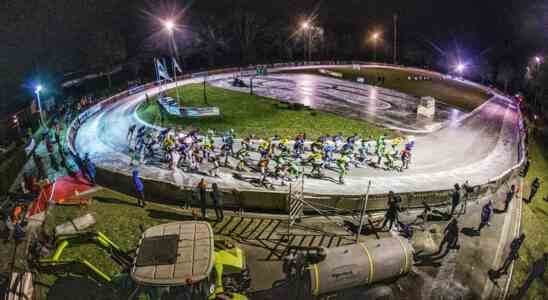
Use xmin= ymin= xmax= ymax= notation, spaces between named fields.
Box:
xmin=309 ymin=151 xmax=324 ymax=178
xmin=336 ymin=155 xmax=350 ymax=184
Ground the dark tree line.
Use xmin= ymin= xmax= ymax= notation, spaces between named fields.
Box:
xmin=1 ymin=0 xmax=547 ymax=118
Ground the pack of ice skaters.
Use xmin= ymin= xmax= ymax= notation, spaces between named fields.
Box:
xmin=126 ymin=124 xmax=416 ymax=186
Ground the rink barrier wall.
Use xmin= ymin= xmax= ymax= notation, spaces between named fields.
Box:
xmin=66 ymin=61 xmax=525 ymax=214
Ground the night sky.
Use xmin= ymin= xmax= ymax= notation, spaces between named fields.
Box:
xmin=0 ymin=0 xmax=546 ymax=117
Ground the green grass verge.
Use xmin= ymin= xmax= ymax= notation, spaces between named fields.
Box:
xmin=288 ymin=67 xmax=490 ymax=112
xmin=509 ymin=134 xmax=548 ymax=299
xmin=137 ymin=84 xmax=391 ymax=139
xmin=44 ymin=189 xmax=188 ymax=278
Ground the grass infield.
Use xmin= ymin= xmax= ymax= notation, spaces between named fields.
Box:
xmin=137 ymin=83 xmax=392 ymax=139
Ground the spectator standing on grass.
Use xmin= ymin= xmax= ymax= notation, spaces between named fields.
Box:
xmin=493 ymin=234 xmax=525 ymax=276
xmin=477 ymin=200 xmax=493 ymax=234
xmin=420 ymin=201 xmax=432 ymax=230
xmin=504 ymin=185 xmax=516 ymax=212
xmin=211 ymin=183 xmax=224 ymax=221
xmin=437 ymin=218 xmax=460 ymax=255
xmin=521 ymin=160 xmax=530 ymax=177
xmin=132 ymin=169 xmax=146 ymax=208
xmin=528 ymin=178 xmax=540 ymax=203
xmin=198 ymin=178 xmax=208 ymax=219
xmin=380 ymin=192 xmax=401 ymax=231
xmin=513 ymin=253 xmax=548 ymax=300
xmin=450 ymin=184 xmax=461 ymax=216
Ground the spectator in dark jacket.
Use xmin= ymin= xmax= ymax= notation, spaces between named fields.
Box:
xmin=503 ymin=185 xmax=516 ymax=212
xmin=527 ymin=178 xmax=540 ymax=203
xmin=132 ymin=169 xmax=146 ymax=208
xmin=83 ymin=153 xmax=96 ymax=185
xmin=513 ymin=253 xmax=547 ymax=299
xmin=450 ymin=184 xmax=461 ymax=216
xmin=33 ymin=153 xmax=47 ymax=180
xmin=380 ymin=193 xmax=401 ymax=231
xmin=494 ymin=234 xmax=525 ymax=276
xmin=72 ymin=153 xmax=87 ymax=180
xmin=477 ymin=200 xmax=493 ymax=234
xmin=197 ymin=178 xmax=208 ymax=218
xmin=211 ymin=183 xmax=224 ymax=221
xmin=437 ymin=218 xmax=460 ymax=255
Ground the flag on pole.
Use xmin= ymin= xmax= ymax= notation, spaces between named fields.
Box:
xmin=172 ymin=57 xmax=183 ymax=74
xmin=155 ymin=58 xmax=172 ymax=81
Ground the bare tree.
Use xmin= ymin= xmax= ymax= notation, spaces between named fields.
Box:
xmin=496 ymin=63 xmax=515 ymax=93
xmin=83 ymin=26 xmax=127 ymax=88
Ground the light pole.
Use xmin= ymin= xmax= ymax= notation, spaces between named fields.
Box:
xmin=35 ymin=85 xmax=45 ymax=127
xmin=301 ymin=21 xmax=312 ymax=62
xmin=371 ymin=32 xmax=380 ymax=62
xmin=163 ymin=19 xmax=181 ymax=103
xmin=393 ymin=14 xmax=398 ymax=64
xmin=532 ymin=56 xmax=543 ymax=110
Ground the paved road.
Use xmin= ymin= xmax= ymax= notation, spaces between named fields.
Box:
xmin=74 ymin=66 xmax=522 ymax=195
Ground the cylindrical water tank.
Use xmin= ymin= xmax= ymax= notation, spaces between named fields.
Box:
xmin=308 ymin=237 xmax=413 ymax=296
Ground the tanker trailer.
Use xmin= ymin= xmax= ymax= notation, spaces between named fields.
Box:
xmin=308 ymin=236 xmax=413 ymax=297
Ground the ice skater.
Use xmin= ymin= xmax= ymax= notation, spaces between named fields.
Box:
xmin=336 ymin=155 xmax=349 ymax=184
xmin=209 ymin=154 xmax=221 ymax=177
xmin=127 ymin=124 xmax=137 ymax=141
xmin=235 ymin=147 xmax=249 ymax=171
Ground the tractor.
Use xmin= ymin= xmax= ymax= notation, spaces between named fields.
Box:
xmin=35 ymin=221 xmax=250 ymax=300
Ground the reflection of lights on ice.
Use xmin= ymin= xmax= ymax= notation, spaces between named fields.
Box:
xmin=448 ymin=108 xmax=460 ymax=123
xmin=367 ymin=87 xmax=378 ymax=113
xmin=369 ymin=87 xmax=378 ymax=100
xmin=303 ymin=95 xmax=311 ymax=106
xmin=298 ymin=77 xmax=314 ymax=106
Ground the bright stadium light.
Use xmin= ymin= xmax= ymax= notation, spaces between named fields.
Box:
xmin=534 ymin=56 xmax=542 ymax=64
xmin=370 ymin=32 xmax=381 ymax=62
xmin=163 ymin=20 xmax=175 ymax=32
xmin=301 ymin=21 xmax=310 ymax=30
xmin=455 ymin=63 xmax=466 ymax=74
xmin=34 ymin=84 xmax=45 ymax=127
